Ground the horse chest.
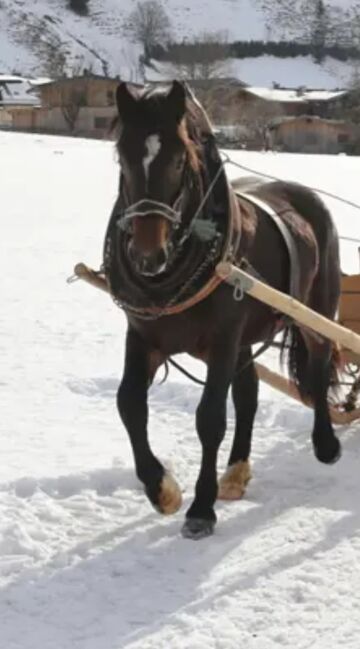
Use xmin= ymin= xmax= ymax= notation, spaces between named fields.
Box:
xmin=129 ymin=306 xmax=221 ymax=358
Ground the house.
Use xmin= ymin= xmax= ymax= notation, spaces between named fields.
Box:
xmin=5 ymin=74 xmax=135 ymax=136
xmin=0 ymin=75 xmax=39 ymax=129
xmin=28 ymin=75 xmax=123 ymax=135
xmin=269 ymin=115 xmax=356 ymax=154
xmin=182 ymin=80 xmax=348 ymax=136
xmin=236 ymin=86 xmax=347 ymax=117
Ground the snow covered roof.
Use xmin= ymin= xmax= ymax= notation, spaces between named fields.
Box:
xmin=36 ymin=75 xmax=121 ymax=88
xmin=0 ymin=75 xmax=29 ymax=84
xmin=28 ymin=77 xmax=53 ymax=86
xmin=0 ymin=76 xmax=53 ymax=86
xmin=244 ymin=86 xmax=347 ymax=103
xmin=272 ymin=114 xmax=348 ymax=126
xmin=0 ymin=77 xmax=39 ymax=106
xmin=0 ymin=98 xmax=39 ymax=107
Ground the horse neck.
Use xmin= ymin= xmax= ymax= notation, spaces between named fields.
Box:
xmin=199 ymin=139 xmax=232 ymax=234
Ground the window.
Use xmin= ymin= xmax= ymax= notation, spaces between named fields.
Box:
xmin=94 ymin=116 xmax=109 ymax=129
xmin=107 ymin=90 xmax=114 ymax=106
xmin=338 ymin=132 xmax=349 ymax=144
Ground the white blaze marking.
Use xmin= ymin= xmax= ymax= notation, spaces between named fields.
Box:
xmin=143 ymin=134 xmax=161 ymax=186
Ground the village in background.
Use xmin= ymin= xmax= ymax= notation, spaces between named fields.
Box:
xmin=2 ymin=0 xmax=360 ymax=154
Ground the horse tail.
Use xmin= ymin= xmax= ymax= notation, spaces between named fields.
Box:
xmin=281 ymin=326 xmax=340 ymax=402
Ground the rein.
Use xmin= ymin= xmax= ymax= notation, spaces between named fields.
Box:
xmin=167 ymin=333 xmax=279 ymax=386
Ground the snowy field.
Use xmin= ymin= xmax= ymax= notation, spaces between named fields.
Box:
xmin=2 ymin=132 xmax=360 ymax=648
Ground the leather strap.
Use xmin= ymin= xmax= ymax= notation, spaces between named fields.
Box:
xmin=235 ymin=191 xmax=301 ymax=299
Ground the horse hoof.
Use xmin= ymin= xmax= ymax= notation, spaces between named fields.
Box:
xmin=314 ymin=437 xmax=342 ymax=465
xmin=218 ymin=460 xmax=251 ymax=500
xmin=156 ymin=473 xmax=182 ymax=515
xmin=181 ymin=518 xmax=215 ymax=540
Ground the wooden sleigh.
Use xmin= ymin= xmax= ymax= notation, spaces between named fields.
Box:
xmin=70 ymin=261 xmax=360 ymax=425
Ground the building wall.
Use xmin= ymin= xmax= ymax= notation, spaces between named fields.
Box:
xmin=8 ymin=107 xmax=116 ymax=137
xmin=74 ymin=106 xmax=115 ymax=133
xmin=39 ymin=78 xmax=119 ymax=109
xmin=9 ymin=105 xmax=116 ymax=136
xmin=6 ymin=106 xmax=38 ymax=129
xmin=0 ymin=107 xmax=13 ymax=127
xmin=273 ymin=118 xmax=353 ymax=154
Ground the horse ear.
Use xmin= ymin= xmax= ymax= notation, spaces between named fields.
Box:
xmin=167 ymin=80 xmax=186 ymax=121
xmin=116 ymin=82 xmax=137 ymax=121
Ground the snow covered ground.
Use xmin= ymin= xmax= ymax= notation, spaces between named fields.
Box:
xmin=2 ymin=132 xmax=360 ymax=648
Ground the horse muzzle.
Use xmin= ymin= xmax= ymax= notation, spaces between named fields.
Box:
xmin=128 ymin=239 xmax=169 ymax=277
xmin=118 ymin=198 xmax=182 ymax=277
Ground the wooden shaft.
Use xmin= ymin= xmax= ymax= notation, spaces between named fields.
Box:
xmin=217 ymin=262 xmax=360 ymax=357
xmin=73 ymin=263 xmax=109 ymax=293
xmin=70 ymin=260 xmax=360 ymax=422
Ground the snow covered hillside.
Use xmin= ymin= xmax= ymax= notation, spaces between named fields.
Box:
xmin=0 ymin=0 xmax=359 ymax=87
xmin=2 ymin=131 xmax=360 ymax=648
xmin=148 ymin=55 xmax=354 ymax=89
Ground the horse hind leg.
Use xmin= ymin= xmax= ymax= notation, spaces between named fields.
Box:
xmin=288 ymin=326 xmax=341 ymax=464
xmin=218 ymin=348 xmax=258 ymax=500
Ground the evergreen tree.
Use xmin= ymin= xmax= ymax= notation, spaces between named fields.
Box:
xmin=311 ymin=0 xmax=327 ymax=64
xmin=68 ymin=0 xmax=89 ymax=17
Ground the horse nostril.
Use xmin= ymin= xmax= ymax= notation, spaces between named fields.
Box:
xmin=136 ymin=247 xmax=168 ymax=276
xmin=156 ymin=247 xmax=167 ymax=268
xmin=127 ymin=240 xmax=136 ymax=263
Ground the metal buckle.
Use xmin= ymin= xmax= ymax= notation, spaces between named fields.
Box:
xmin=233 ymin=279 xmax=244 ymax=302
xmin=66 ymin=273 xmax=80 ymax=284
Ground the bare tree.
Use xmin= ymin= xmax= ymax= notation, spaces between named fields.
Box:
xmin=59 ymin=62 xmax=89 ymax=132
xmin=60 ymin=82 xmax=87 ymax=132
xmin=167 ymin=31 xmax=230 ymax=81
xmin=337 ymin=2 xmax=360 ymax=50
xmin=124 ymin=0 xmax=172 ymax=63
xmin=311 ymin=0 xmax=328 ymax=63
xmin=17 ymin=17 xmax=69 ymax=77
xmin=258 ymin=0 xmax=339 ymax=47
xmin=234 ymin=99 xmax=284 ymax=149
xmin=120 ymin=46 xmax=144 ymax=83
xmin=42 ymin=44 xmax=68 ymax=78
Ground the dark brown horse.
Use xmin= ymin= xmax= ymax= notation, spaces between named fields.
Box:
xmin=104 ymin=80 xmax=341 ymax=539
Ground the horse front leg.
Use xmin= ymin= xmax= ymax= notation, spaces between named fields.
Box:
xmin=182 ymin=334 xmax=238 ymax=540
xmin=218 ymin=348 xmax=258 ymax=500
xmin=117 ymin=327 xmax=182 ymax=515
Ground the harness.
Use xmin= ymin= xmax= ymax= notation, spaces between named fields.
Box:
xmin=235 ymin=191 xmax=301 ymax=300
xmin=106 ymin=184 xmax=241 ymax=319
xmin=106 ymin=182 xmax=299 ymax=320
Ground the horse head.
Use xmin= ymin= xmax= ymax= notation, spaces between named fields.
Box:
xmin=113 ymin=80 xmax=229 ymax=283
xmin=114 ymin=80 xmax=203 ymax=276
